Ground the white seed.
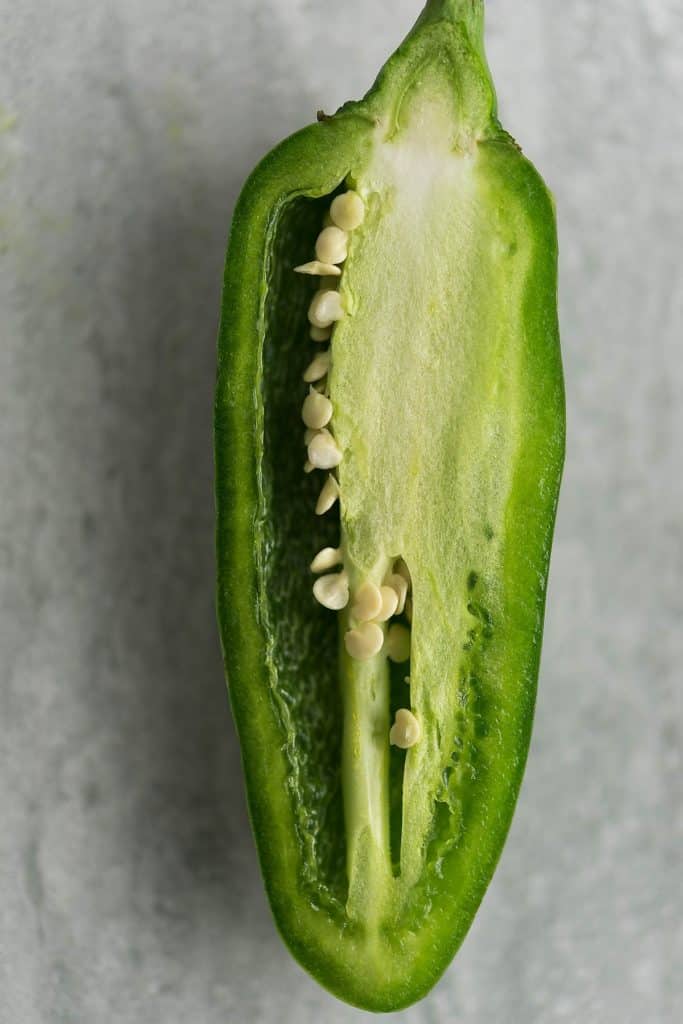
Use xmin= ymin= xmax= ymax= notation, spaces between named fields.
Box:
xmin=310 ymin=546 xmax=342 ymax=573
xmin=308 ymin=289 xmax=345 ymax=328
xmin=351 ymin=581 xmax=383 ymax=622
xmin=374 ymin=585 xmax=399 ymax=622
xmin=315 ymin=225 xmax=348 ymax=265
xmin=330 ymin=190 xmax=365 ymax=231
xmin=302 ymin=387 xmax=333 ymax=430
xmin=389 ymin=708 xmax=421 ymax=749
xmin=303 ymin=351 xmax=330 ymax=383
xmin=308 ymin=429 xmax=342 ymax=469
xmin=294 ymin=260 xmax=341 ymax=277
xmin=310 ymin=325 xmax=331 ymax=342
xmin=344 ymin=622 xmax=384 ymax=661
xmin=404 ymin=675 xmax=411 ymax=686
xmin=304 ymin=428 xmax=318 ymax=445
xmin=313 ymin=571 xmax=349 ymax=610
xmin=303 ymin=459 xmax=314 ymax=474
xmin=315 ymin=474 xmax=340 ymax=515
xmin=385 ymin=623 xmax=410 ymax=662
xmin=385 ymin=573 xmax=408 ymax=615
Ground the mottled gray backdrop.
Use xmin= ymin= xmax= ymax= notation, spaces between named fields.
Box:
xmin=1 ymin=1 xmax=681 ymax=1022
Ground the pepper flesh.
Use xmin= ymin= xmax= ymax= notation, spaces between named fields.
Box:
xmin=215 ymin=0 xmax=564 ymax=1011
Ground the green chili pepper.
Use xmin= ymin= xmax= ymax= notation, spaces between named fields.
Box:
xmin=215 ymin=0 xmax=564 ymax=1011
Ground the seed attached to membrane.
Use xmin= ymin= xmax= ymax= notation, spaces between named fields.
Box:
xmin=389 ymin=708 xmax=421 ymax=749
xmin=302 ymin=387 xmax=333 ymax=430
xmin=351 ymin=581 xmax=383 ymax=622
xmin=310 ymin=325 xmax=331 ymax=342
xmin=308 ymin=289 xmax=345 ymax=328
xmin=315 ymin=474 xmax=340 ymax=515
xmin=386 ymin=623 xmax=411 ymax=662
xmin=344 ymin=622 xmax=383 ymax=661
xmin=294 ymin=260 xmax=341 ymax=277
xmin=299 ymin=195 xmax=361 ymax=623
xmin=308 ymin=429 xmax=342 ymax=469
xmin=303 ymin=351 xmax=331 ymax=383
xmin=375 ymin=585 xmax=399 ymax=622
xmin=313 ymin=571 xmax=349 ymax=611
xmin=310 ymin=546 xmax=342 ymax=573
xmin=315 ymin=226 xmax=348 ymax=265
xmin=330 ymin=190 xmax=365 ymax=232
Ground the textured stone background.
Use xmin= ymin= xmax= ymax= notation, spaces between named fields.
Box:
xmin=1 ymin=1 xmax=681 ymax=1021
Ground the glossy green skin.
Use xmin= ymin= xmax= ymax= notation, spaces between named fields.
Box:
xmin=215 ymin=0 xmax=564 ymax=1010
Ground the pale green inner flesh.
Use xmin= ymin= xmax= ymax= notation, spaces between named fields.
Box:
xmin=329 ymin=65 xmax=530 ymax=920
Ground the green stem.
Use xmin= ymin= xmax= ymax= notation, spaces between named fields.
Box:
xmin=419 ymin=0 xmax=485 ymax=30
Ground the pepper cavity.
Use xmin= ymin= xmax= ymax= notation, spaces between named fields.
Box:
xmin=295 ymin=190 xmax=416 ymax=745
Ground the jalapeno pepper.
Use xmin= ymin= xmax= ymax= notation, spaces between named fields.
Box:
xmin=215 ymin=0 xmax=564 ymax=1010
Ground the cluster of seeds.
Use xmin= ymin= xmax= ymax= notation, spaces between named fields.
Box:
xmin=295 ymin=189 xmax=420 ymax=750
xmin=295 ymin=191 xmax=363 ymax=479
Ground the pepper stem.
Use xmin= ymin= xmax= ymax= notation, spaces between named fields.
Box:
xmin=418 ymin=0 xmax=485 ymax=31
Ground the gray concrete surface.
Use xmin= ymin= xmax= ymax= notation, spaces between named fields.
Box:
xmin=1 ymin=1 xmax=681 ymax=1021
